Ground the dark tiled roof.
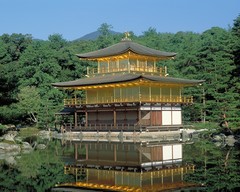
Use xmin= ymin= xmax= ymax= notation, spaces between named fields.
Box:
xmin=52 ymin=73 xmax=204 ymax=88
xmin=76 ymin=39 xmax=176 ymax=59
xmin=143 ymin=75 xmax=205 ymax=85
xmin=55 ymin=107 xmax=75 ymax=115
xmin=52 ymin=73 xmax=140 ymax=87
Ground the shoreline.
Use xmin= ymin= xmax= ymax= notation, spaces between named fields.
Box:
xmin=49 ymin=130 xmax=190 ymax=142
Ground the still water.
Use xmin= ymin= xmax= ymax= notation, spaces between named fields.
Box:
xmin=0 ymin=134 xmax=239 ymax=191
xmin=53 ymin=135 xmax=240 ymax=192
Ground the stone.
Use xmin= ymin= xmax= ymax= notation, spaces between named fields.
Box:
xmin=21 ymin=142 xmax=33 ymax=153
xmin=0 ymin=143 xmax=21 ymax=153
xmin=5 ymin=156 xmax=16 ymax=165
xmin=38 ymin=130 xmax=51 ymax=140
xmin=2 ymin=131 xmax=18 ymax=142
xmin=36 ymin=144 xmax=46 ymax=150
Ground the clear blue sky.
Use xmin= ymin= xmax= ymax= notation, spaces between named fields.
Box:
xmin=0 ymin=0 xmax=239 ymax=40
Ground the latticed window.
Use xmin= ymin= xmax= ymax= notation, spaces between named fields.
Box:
xmin=99 ymin=61 xmax=108 ymax=73
xmin=119 ymin=59 xmax=128 ymax=71
xmin=109 ymin=60 xmax=117 ymax=72
xmin=129 ymin=59 xmax=137 ymax=70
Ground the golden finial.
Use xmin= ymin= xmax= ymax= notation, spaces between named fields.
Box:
xmin=122 ymin=31 xmax=131 ymax=41
xmin=125 ymin=31 xmax=130 ymax=38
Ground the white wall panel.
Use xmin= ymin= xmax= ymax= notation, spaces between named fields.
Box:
xmin=162 ymin=145 xmax=172 ymax=160
xmin=162 ymin=111 xmax=171 ymax=125
xmin=172 ymin=144 xmax=182 ymax=159
xmin=172 ymin=111 xmax=182 ymax=125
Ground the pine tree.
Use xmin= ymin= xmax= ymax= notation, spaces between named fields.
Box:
xmin=195 ymin=27 xmax=237 ymax=128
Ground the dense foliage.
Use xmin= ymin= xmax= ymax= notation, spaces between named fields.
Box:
xmin=183 ymin=140 xmax=240 ymax=191
xmin=0 ymin=16 xmax=239 ymax=129
xmin=0 ymin=139 xmax=75 ymax=192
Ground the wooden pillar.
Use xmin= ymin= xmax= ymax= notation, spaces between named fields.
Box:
xmin=149 ymin=86 xmax=151 ymax=101
xmin=74 ymin=143 xmax=78 ymax=160
xmin=139 ymin=145 xmax=142 ymax=164
xmin=124 ymin=107 xmax=127 ymax=125
xmin=97 ymin=61 xmax=100 ymax=73
xmin=117 ymin=59 xmax=119 ymax=71
xmin=150 ymin=105 xmax=152 ymax=126
xmin=113 ymin=108 xmax=116 ymax=128
xmin=127 ymin=58 xmax=130 ymax=73
xmin=161 ymin=173 xmax=163 ymax=184
xmin=85 ymin=144 xmax=88 ymax=160
xmin=74 ymin=111 xmax=78 ymax=129
xmin=85 ymin=111 xmax=88 ymax=127
xmin=154 ymin=59 xmax=156 ymax=72
xmin=138 ymin=107 xmax=141 ymax=126
xmin=151 ymin=172 xmax=153 ymax=186
xmin=114 ymin=144 xmax=117 ymax=162
xmin=96 ymin=110 xmax=99 ymax=124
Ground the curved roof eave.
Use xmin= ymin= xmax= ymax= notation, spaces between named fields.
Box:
xmin=52 ymin=74 xmax=142 ymax=88
xmin=52 ymin=74 xmax=204 ymax=88
xmin=76 ymin=40 xmax=177 ymax=60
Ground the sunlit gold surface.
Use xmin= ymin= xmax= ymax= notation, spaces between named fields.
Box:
xmin=87 ymin=65 xmax=167 ymax=77
xmin=57 ymin=165 xmax=196 ymax=192
xmin=64 ymin=95 xmax=193 ymax=106
xmin=62 ymin=81 xmax=193 ymax=106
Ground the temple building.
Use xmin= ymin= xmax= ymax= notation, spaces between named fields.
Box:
xmin=52 ymin=35 xmax=204 ymax=132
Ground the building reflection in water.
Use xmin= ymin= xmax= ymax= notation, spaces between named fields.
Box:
xmin=55 ymin=140 xmax=196 ymax=191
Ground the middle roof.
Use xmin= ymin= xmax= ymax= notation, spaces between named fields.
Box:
xmin=52 ymin=73 xmax=204 ymax=89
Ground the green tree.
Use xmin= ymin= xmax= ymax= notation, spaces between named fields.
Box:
xmin=16 ymin=86 xmax=41 ymax=124
xmin=170 ymin=32 xmax=203 ymax=122
xmin=195 ymin=27 xmax=237 ymax=128
xmin=231 ymin=14 xmax=240 ymax=127
xmin=96 ymin=23 xmax=116 ymax=49
xmin=0 ymin=34 xmax=32 ymax=106
xmin=0 ymin=34 xmax=33 ymax=124
xmin=98 ymin=23 xmax=113 ymax=36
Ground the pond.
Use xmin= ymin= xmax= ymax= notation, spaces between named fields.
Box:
xmin=0 ymin=133 xmax=239 ymax=191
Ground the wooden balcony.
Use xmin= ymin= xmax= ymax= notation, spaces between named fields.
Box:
xmin=63 ymin=96 xmax=193 ymax=106
xmin=87 ymin=66 xmax=167 ymax=76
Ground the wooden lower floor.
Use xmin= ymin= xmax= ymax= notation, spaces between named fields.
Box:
xmin=55 ymin=103 xmax=183 ymax=132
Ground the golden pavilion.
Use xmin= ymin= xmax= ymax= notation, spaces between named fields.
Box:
xmin=52 ymin=35 xmax=204 ymax=132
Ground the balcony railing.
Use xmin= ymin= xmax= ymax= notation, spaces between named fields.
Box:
xmin=87 ymin=66 xmax=167 ymax=76
xmin=64 ymin=95 xmax=193 ymax=106
xmin=60 ymin=122 xmax=182 ymax=133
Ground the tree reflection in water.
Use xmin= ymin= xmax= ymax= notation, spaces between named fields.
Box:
xmin=0 ymin=139 xmax=75 ymax=192
xmin=183 ymin=139 xmax=240 ymax=191
xmin=0 ymin=138 xmax=239 ymax=191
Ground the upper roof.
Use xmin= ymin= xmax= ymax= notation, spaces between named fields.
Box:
xmin=52 ymin=73 xmax=204 ymax=88
xmin=76 ymin=39 xmax=177 ymax=60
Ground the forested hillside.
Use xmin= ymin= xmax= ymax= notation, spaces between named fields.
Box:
xmin=0 ymin=17 xmax=239 ymax=129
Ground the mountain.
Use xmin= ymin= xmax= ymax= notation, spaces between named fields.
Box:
xmin=75 ymin=30 xmax=121 ymax=41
